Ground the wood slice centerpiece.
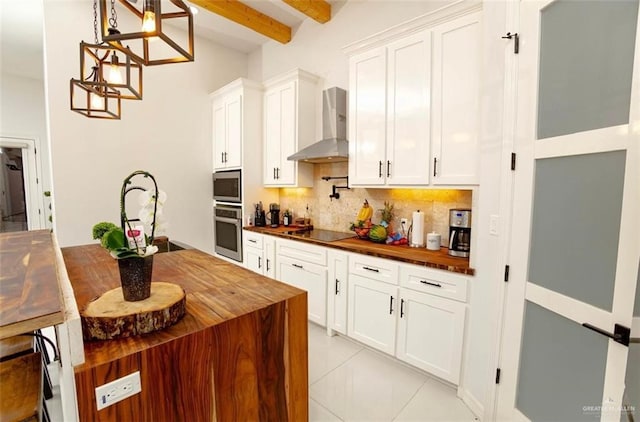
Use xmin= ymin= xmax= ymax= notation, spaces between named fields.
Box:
xmin=81 ymin=282 xmax=186 ymax=341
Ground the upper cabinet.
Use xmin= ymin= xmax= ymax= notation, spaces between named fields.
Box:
xmin=349 ymin=32 xmax=431 ymax=186
xmin=210 ymin=79 xmax=262 ymax=171
xmin=346 ymin=9 xmax=482 ymax=187
xmin=431 ymin=12 xmax=481 ymax=185
xmin=263 ymin=69 xmax=319 ymax=187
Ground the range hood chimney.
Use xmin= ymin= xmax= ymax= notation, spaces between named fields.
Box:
xmin=287 ymin=87 xmax=348 ymax=163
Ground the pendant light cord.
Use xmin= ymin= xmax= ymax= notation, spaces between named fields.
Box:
xmin=109 ymin=0 xmax=118 ymax=29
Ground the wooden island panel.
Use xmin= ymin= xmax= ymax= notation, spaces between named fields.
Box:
xmin=63 ymin=245 xmax=308 ymax=421
xmin=0 ymin=230 xmax=64 ymax=339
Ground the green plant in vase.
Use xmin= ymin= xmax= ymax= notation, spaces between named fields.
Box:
xmin=91 ymin=170 xmax=167 ymax=301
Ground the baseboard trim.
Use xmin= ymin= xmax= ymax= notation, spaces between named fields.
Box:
xmin=457 ymin=386 xmax=484 ymax=421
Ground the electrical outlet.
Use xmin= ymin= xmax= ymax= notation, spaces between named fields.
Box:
xmin=95 ymin=371 xmax=141 ymax=410
xmin=400 ymin=218 xmax=408 ymax=227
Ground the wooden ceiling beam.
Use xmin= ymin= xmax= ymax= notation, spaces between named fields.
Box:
xmin=282 ymin=0 xmax=331 ymax=24
xmin=190 ymin=0 xmax=292 ymax=44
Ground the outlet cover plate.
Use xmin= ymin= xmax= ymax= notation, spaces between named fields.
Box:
xmin=95 ymin=371 xmax=141 ymax=410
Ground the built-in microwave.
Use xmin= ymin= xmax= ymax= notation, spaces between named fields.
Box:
xmin=213 ymin=170 xmax=241 ymax=203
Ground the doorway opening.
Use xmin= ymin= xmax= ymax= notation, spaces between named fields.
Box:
xmin=0 ymin=147 xmax=28 ymax=232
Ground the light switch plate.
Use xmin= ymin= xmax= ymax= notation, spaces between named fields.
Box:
xmin=95 ymin=371 xmax=141 ymax=410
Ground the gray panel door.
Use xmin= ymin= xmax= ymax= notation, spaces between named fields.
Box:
xmin=498 ymin=1 xmax=640 ymax=421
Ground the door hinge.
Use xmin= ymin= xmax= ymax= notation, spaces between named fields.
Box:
xmin=510 ymin=153 xmax=516 ymax=171
xmin=501 ymin=32 xmax=519 ymax=54
xmin=495 ymin=368 xmax=501 ymax=384
xmin=504 ymin=265 xmax=510 ymax=282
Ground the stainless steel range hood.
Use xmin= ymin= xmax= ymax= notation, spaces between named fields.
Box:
xmin=287 ymin=87 xmax=348 ymax=163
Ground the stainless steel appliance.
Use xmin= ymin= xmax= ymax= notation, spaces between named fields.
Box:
xmin=287 ymin=87 xmax=348 ymax=163
xmin=448 ymin=209 xmax=471 ymax=258
xmin=213 ymin=170 xmax=241 ymax=203
xmin=214 ymin=204 xmax=242 ymax=261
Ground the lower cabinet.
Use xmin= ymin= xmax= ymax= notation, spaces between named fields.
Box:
xmin=396 ymin=288 xmax=466 ymax=384
xmin=242 ymin=232 xmax=469 ymax=385
xmin=277 ymin=255 xmax=327 ymax=326
xmin=347 ymin=256 xmax=468 ymax=385
xmin=347 ymin=274 xmax=398 ymax=355
xmin=327 ymin=250 xmax=348 ymax=334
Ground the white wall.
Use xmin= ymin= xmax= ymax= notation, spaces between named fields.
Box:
xmin=42 ymin=1 xmax=247 ymax=251
xmin=0 ymin=72 xmax=50 ymax=199
xmin=248 ymin=1 xmax=505 ymax=418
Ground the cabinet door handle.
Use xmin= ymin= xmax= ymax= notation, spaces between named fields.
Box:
xmin=433 ymin=157 xmax=437 ymax=177
xmin=363 ymin=266 xmax=379 ymax=273
xmin=292 ymin=263 xmax=303 ymax=269
xmin=335 ymin=278 xmax=340 ymax=295
xmin=258 ymin=256 xmax=262 ymax=269
xmin=420 ymin=280 xmax=442 ymax=288
xmin=389 ymin=296 xmax=394 ymax=315
xmin=221 ymin=152 xmax=225 ymax=163
xmin=276 ymin=167 xmax=280 ymax=179
xmin=266 ymin=259 xmax=270 ymax=272
xmin=400 ymin=298 xmax=405 ymax=318
xmin=379 ymin=161 xmax=383 ymax=178
xmin=273 ymin=168 xmax=276 ymax=179
xmin=387 ymin=160 xmax=391 ymax=177
xmin=224 ymin=152 xmax=228 ymax=163
xmin=248 ymin=239 xmax=257 ymax=243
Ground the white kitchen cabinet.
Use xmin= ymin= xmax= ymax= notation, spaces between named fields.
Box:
xmin=347 ymin=274 xmax=398 ymax=355
xmin=347 ymin=253 xmax=470 ymax=385
xmin=346 ymin=12 xmax=481 ymax=187
xmin=396 ymin=287 xmax=466 ymax=384
xmin=276 ymin=238 xmax=328 ymax=326
xmin=349 ymin=31 xmax=430 ymax=187
xmin=431 ymin=12 xmax=481 ymax=185
xmin=348 ymin=47 xmax=387 ymax=186
xmin=243 ymin=231 xmax=264 ymax=274
xmin=264 ymin=236 xmax=275 ymax=279
xmin=212 ymin=92 xmax=242 ymax=170
xmin=277 ymin=255 xmax=328 ymax=326
xmin=210 ymin=78 xmax=262 ymax=171
xmin=327 ymin=250 xmax=349 ymax=335
xmin=263 ymin=69 xmax=318 ymax=187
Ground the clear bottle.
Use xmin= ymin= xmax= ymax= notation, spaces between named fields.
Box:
xmin=283 ymin=210 xmax=290 ymax=227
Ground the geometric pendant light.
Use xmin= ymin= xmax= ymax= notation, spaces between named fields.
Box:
xmin=70 ymin=76 xmax=122 ymax=120
xmin=99 ymin=0 xmax=194 ymax=66
xmin=78 ymin=41 xmax=143 ymax=100
xmin=70 ymin=0 xmax=139 ymax=119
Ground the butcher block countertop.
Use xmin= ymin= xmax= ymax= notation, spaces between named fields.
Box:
xmin=0 ymin=230 xmax=65 ymax=340
xmin=244 ymin=225 xmax=475 ymax=276
xmin=62 ymin=244 xmax=308 ymax=421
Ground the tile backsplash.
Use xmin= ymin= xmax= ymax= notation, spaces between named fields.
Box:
xmin=276 ymin=162 xmax=472 ymax=247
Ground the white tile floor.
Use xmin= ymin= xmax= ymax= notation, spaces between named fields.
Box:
xmin=46 ymin=323 xmax=478 ymax=421
xmin=308 ymin=323 xmax=478 ymax=422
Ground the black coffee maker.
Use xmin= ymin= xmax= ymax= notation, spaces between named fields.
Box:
xmin=268 ymin=203 xmax=280 ymax=228
xmin=254 ymin=202 xmax=266 ymax=227
xmin=448 ymin=209 xmax=471 ymax=257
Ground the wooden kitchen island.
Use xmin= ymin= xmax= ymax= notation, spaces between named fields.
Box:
xmin=62 ymin=244 xmax=308 ymax=421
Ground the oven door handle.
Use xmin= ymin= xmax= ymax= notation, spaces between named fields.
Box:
xmin=215 ymin=216 xmax=242 ymax=224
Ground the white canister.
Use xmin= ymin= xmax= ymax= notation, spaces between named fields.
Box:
xmin=426 ymin=232 xmax=441 ymax=250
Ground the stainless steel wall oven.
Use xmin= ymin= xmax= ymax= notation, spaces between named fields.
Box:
xmin=214 ymin=204 xmax=242 ymax=262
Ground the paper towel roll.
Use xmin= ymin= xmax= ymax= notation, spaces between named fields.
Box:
xmin=411 ymin=211 xmax=425 ymax=247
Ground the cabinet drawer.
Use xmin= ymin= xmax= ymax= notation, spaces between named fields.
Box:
xmin=399 ymin=264 xmax=468 ymax=302
xmin=349 ymin=253 xmax=399 ymax=285
xmin=243 ymin=231 xmax=263 ymax=249
xmin=276 ymin=238 xmax=326 ymax=266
